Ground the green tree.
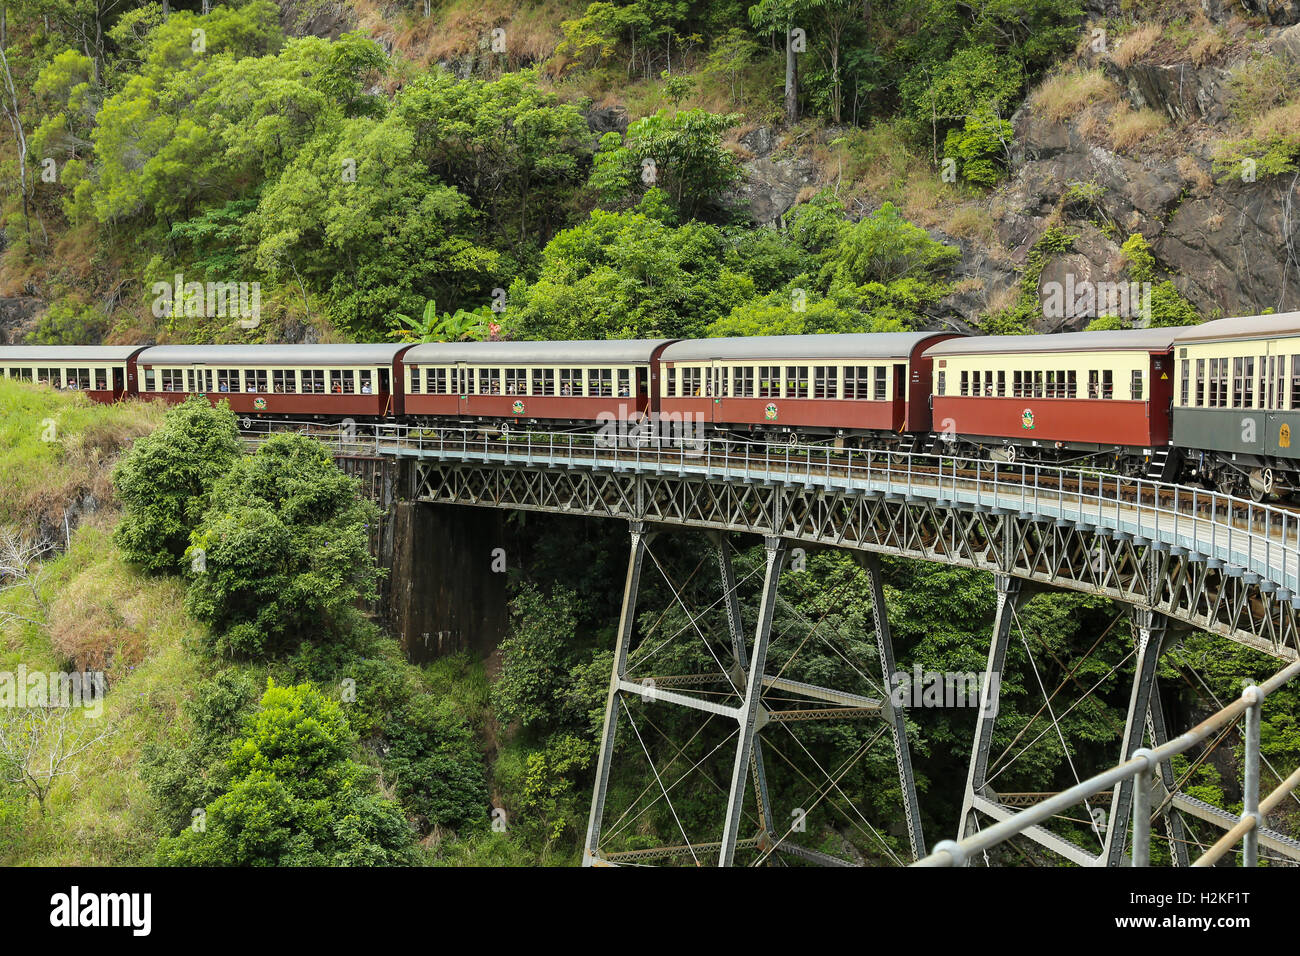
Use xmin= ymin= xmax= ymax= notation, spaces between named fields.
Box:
xmin=626 ymin=106 xmax=742 ymax=220
xmin=158 ymin=680 xmax=415 ymax=865
xmin=183 ymin=433 xmax=382 ymax=659
xmin=112 ymin=395 xmax=242 ymax=574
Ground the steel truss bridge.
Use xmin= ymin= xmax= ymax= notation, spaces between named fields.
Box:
xmin=243 ymin=421 xmax=1300 ymax=868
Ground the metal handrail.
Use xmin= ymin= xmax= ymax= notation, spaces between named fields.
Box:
xmin=915 ymin=657 xmax=1300 ymax=867
xmin=237 ymin=419 xmax=1300 ymax=598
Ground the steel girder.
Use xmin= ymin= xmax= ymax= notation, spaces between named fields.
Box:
xmin=410 ymin=461 xmax=1299 ymax=660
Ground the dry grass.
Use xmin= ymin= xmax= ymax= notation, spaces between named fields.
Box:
xmin=1109 ymin=104 xmax=1168 ymax=151
xmin=1188 ymin=29 xmax=1227 ymax=66
xmin=1247 ymin=100 xmax=1300 ymax=143
xmin=1110 ymin=23 xmax=1163 ymax=68
xmin=1030 ymin=69 xmax=1120 ymax=125
xmin=943 ymin=205 xmax=997 ymax=244
xmin=381 ymin=0 xmax=581 ymax=68
xmin=1176 ymin=155 xmax=1214 ymax=195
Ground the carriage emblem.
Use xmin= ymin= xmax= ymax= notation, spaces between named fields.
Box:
xmin=1021 ymin=409 xmax=1035 ymax=430
xmin=254 ymin=397 xmax=267 ymax=410
xmin=764 ymin=403 xmax=778 ymax=421
xmin=511 ymin=400 xmax=525 ymax=415
xmin=1282 ymin=423 xmax=1292 ymax=449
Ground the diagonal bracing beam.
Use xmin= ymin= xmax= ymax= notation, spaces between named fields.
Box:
xmin=584 ymin=522 xmax=652 ymax=866
xmin=855 ymin=551 xmax=926 ymax=861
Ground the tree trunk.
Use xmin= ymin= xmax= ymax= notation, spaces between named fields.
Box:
xmin=784 ymin=24 xmax=798 ymax=124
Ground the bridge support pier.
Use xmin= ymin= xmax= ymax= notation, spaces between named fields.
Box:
xmin=718 ymin=536 xmax=787 ymax=866
xmin=854 ymin=552 xmax=926 ymax=861
xmin=1102 ymin=609 xmax=1167 ymax=866
xmin=583 ymin=522 xmax=652 ymax=867
xmin=584 ymin=528 xmax=917 ymax=866
xmin=958 ymin=574 xmax=1023 ymax=854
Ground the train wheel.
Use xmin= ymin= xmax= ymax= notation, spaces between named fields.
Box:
xmin=1248 ymin=467 xmax=1275 ymax=503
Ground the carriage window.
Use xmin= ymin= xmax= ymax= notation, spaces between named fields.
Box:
xmin=1044 ymin=370 xmax=1055 ymax=398
xmin=358 ymin=370 xmax=374 ymax=395
xmin=1131 ymin=369 xmax=1143 ymax=401
xmin=12 ymin=367 xmax=31 ymax=382
xmin=93 ymin=368 xmax=108 ymax=390
xmin=840 ymin=366 xmax=866 ymax=399
xmin=247 ymin=370 xmax=268 ymax=393
xmin=664 ymin=368 xmax=677 ymax=398
xmin=937 ymin=371 xmax=946 ymax=396
xmin=426 ymin=368 xmax=447 ymax=394
xmin=1233 ymin=357 xmax=1246 ymax=407
xmin=1102 ymin=370 xmax=1113 ymax=399
xmin=1180 ymin=359 xmax=1190 ymax=406
xmin=272 ymin=369 xmax=295 ymax=393
xmin=301 ymin=370 xmax=324 ymax=394
xmin=505 ymin=368 xmax=529 ymax=396
xmin=559 ymin=368 xmax=582 ymax=396
xmin=1293 ymin=356 xmax=1300 ymax=410
xmin=479 ymin=368 xmax=500 ymax=395
xmin=1067 ymin=370 xmax=1077 ymax=398
xmin=1257 ymin=355 xmax=1266 ymax=408
xmin=874 ymin=366 xmax=887 ymax=401
xmin=160 ymin=369 xmax=184 ymax=392
xmin=1272 ymin=355 xmax=1282 ymax=409
xmin=783 ymin=366 xmax=808 ymax=399
xmin=409 ymin=368 xmax=422 ymax=393
xmin=757 ymin=366 xmax=780 ymax=398
xmin=65 ymin=367 xmax=90 ymax=390
xmin=215 ymin=369 xmax=240 ymax=393
xmin=996 ymin=370 xmax=1006 ymax=397
xmin=591 ymin=368 xmax=613 ymax=397
xmin=960 ymin=370 xmax=969 ymax=397
xmin=1012 ymin=370 xmax=1023 ymax=398
xmin=681 ymin=367 xmax=703 ymax=397
xmin=1033 ymin=370 xmax=1044 ymax=398
xmin=733 ymin=367 xmax=755 ymax=398
xmin=536 ymin=369 xmax=556 ymax=396
xmin=335 ymin=370 xmax=355 ymax=394
xmin=617 ymin=369 xmax=631 ymax=397
xmin=812 ymin=366 xmax=836 ymax=399
xmin=1195 ymin=359 xmax=1205 ymax=406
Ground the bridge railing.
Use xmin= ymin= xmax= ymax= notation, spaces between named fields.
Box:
xmin=914 ymin=657 xmax=1300 ymax=867
xmin=237 ymin=420 xmax=1300 ymax=598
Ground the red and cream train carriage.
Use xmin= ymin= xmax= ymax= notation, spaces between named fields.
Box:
xmin=402 ymin=340 xmax=674 ymax=425
xmin=925 ymin=329 xmax=1179 ymax=469
xmin=135 ymin=344 xmax=412 ymax=418
xmin=657 ymin=332 xmax=958 ymax=442
xmin=0 ymin=345 xmax=147 ymax=401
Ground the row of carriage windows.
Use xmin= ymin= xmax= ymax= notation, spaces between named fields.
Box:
xmin=1180 ymin=356 xmax=1300 ymax=410
xmin=409 ymin=367 xmax=635 ymax=397
xmin=4 ymin=367 xmax=111 ymax=389
xmin=943 ymin=368 xmax=1133 ymax=400
xmin=664 ymin=365 xmax=890 ymax=400
xmin=144 ymin=368 xmax=380 ymax=394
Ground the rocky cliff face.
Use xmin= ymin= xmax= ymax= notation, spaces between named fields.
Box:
xmin=988 ymin=9 xmax=1300 ymax=325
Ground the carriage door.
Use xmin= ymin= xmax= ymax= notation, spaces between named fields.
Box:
xmin=113 ymin=367 xmax=125 ymax=396
xmin=456 ymin=362 xmax=470 ymax=416
xmin=710 ymin=362 xmax=725 ymax=422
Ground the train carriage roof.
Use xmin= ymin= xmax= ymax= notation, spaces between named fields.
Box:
xmin=404 ymin=340 xmax=674 ymax=364
xmin=660 ymin=332 xmax=956 ymax=363
xmin=137 ymin=344 xmax=410 ymax=366
xmin=1172 ymin=311 xmax=1300 ymax=344
xmin=0 ymin=346 xmax=145 ymax=361
xmin=924 ymin=328 xmax=1180 ymax=357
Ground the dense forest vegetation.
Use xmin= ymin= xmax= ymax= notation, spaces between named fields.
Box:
xmin=1 ymin=0 xmax=1298 ymax=865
